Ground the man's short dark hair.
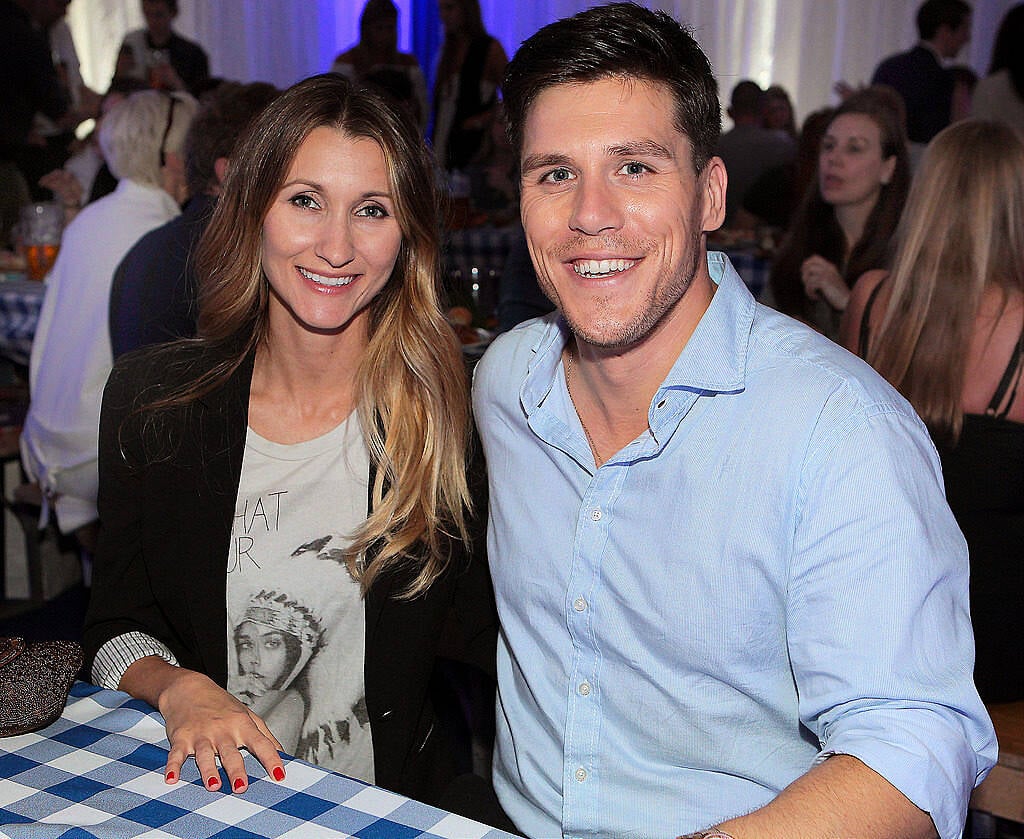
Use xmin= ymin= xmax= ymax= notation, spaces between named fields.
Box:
xmin=184 ymin=81 xmax=280 ymax=196
xmin=916 ymin=0 xmax=971 ymax=40
xmin=502 ymin=2 xmax=720 ymax=175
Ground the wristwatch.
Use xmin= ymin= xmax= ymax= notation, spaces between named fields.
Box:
xmin=676 ymin=831 xmax=736 ymax=839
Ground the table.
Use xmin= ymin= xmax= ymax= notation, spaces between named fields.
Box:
xmin=0 ymin=280 xmax=45 ymax=368
xmin=970 ymin=702 xmax=1024 ymax=827
xmin=715 ymin=248 xmax=771 ymax=300
xmin=444 ymin=225 xmax=522 ymax=321
xmin=0 ymin=682 xmax=519 ymax=838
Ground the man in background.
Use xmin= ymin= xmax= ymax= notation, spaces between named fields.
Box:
xmin=716 ymin=79 xmax=794 ymax=226
xmin=109 ymin=81 xmax=279 ymax=358
xmin=114 ymin=0 xmax=210 ymax=96
xmin=871 ymin=0 xmax=971 ymax=146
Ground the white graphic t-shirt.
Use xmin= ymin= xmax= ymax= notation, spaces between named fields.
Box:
xmin=226 ymin=412 xmax=374 ymax=782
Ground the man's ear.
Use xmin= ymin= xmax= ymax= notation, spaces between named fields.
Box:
xmin=700 ymin=156 xmax=727 ymax=233
xmin=214 ymin=156 xmax=229 ymax=187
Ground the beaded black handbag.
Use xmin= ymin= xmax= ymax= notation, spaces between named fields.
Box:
xmin=0 ymin=636 xmax=82 ymax=737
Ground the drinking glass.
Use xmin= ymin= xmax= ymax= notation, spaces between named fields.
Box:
xmin=19 ymin=202 xmax=63 ymax=281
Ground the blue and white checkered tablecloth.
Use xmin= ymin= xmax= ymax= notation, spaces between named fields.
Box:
xmin=0 ymin=682 xmax=518 ymax=839
xmin=0 ymin=280 xmax=45 ymax=368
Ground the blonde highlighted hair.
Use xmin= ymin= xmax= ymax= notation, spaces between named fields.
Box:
xmin=868 ymin=120 xmax=1024 ymax=442
xmin=151 ymin=74 xmax=470 ymax=597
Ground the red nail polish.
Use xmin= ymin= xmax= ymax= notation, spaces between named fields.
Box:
xmin=207 ymin=776 xmax=220 ymax=788
xmin=165 ymin=771 xmax=176 ymax=783
xmin=233 ymin=778 xmax=245 ymax=791
xmin=272 ymin=766 xmax=285 ymax=781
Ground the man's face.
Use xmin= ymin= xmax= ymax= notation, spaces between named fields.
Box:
xmin=941 ymin=15 xmax=971 ymax=57
xmin=518 ymin=77 xmax=724 ymax=351
xmin=142 ymin=0 xmax=174 ymax=40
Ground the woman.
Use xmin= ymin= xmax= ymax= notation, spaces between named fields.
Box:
xmin=331 ymin=0 xmax=429 ymax=131
xmin=82 ymin=74 xmax=496 ymax=804
xmin=431 ymin=0 xmax=507 ymax=172
xmin=840 ymin=120 xmax=1024 ymax=703
xmin=230 ymin=586 xmax=325 ymax=756
xmin=970 ymin=3 xmax=1024 ymax=134
xmin=763 ymin=84 xmax=797 ymax=138
xmin=767 ymin=87 xmax=910 ymax=338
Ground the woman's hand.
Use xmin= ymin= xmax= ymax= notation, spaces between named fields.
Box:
xmin=801 ymin=255 xmax=850 ymax=312
xmin=121 ymin=658 xmax=286 ymax=794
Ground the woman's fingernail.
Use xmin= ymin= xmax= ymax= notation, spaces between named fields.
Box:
xmin=272 ymin=766 xmax=285 ymax=781
xmin=165 ymin=771 xmax=176 ymax=783
xmin=207 ymin=776 xmax=220 ymax=789
xmin=233 ymin=777 xmax=245 ymax=791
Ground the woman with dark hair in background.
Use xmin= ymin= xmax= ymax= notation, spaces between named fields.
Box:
xmin=767 ymin=87 xmax=910 ymax=338
xmin=82 ymin=74 xmax=496 ymax=809
xmin=332 ymin=0 xmax=429 ymax=131
xmin=970 ymin=3 xmax=1024 ymax=134
xmin=841 ymin=120 xmax=1024 ymax=704
xmin=431 ymin=0 xmax=507 ymax=172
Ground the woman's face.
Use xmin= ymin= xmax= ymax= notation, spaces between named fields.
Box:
xmin=261 ymin=126 xmax=402 ymax=341
xmin=764 ymin=96 xmax=793 ymax=131
xmin=818 ymin=113 xmax=897 ymax=211
xmin=438 ymin=0 xmax=463 ymax=32
xmin=236 ymin=621 xmax=291 ymax=687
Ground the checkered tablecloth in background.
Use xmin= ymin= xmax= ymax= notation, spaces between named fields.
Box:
xmin=0 ymin=682 xmax=518 ymax=839
xmin=0 ymin=281 xmax=45 ymax=368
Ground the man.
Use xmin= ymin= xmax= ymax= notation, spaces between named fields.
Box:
xmin=0 ymin=0 xmax=71 ymax=216
xmin=114 ymin=0 xmax=210 ymax=96
xmin=21 ymin=90 xmax=197 ymax=539
xmin=109 ymin=81 xmax=279 ymax=358
xmin=716 ymin=79 xmax=794 ymax=225
xmin=871 ymin=0 xmax=971 ymax=146
xmin=472 ymin=4 xmax=995 ymax=838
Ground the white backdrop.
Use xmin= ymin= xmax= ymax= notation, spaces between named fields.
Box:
xmin=67 ymin=0 xmax=1016 ymax=125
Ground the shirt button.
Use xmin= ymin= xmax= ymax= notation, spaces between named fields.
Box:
xmin=575 ymin=767 xmax=587 ymax=782
xmin=590 ymin=508 xmax=602 ymax=521
xmin=578 ymin=681 xmax=591 ymax=696
xmin=573 ymin=596 xmax=587 ymax=612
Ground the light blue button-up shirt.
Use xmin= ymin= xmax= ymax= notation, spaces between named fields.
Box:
xmin=473 ymin=253 xmax=996 ymax=839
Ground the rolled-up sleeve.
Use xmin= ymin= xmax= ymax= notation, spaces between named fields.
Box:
xmin=789 ymin=398 xmax=997 ymax=839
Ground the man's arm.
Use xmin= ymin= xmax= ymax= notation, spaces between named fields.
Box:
xmin=706 ymin=754 xmax=937 ymax=839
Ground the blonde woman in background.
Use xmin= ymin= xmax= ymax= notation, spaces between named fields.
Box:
xmin=841 ymin=119 xmax=1024 ymax=704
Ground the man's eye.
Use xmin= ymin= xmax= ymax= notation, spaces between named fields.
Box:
xmin=620 ymin=161 xmax=650 ymax=176
xmin=543 ymin=167 xmax=574 ymax=184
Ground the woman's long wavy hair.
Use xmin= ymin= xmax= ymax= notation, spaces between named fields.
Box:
xmin=148 ymin=74 xmax=470 ymax=598
xmin=769 ymin=87 xmax=910 ymax=323
xmin=868 ymin=120 xmax=1024 ymax=444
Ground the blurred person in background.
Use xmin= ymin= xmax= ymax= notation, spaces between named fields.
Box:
xmin=109 ymin=81 xmax=280 ymax=357
xmin=871 ymin=0 xmax=971 ymax=154
xmin=763 ymin=84 xmax=798 ymax=138
xmin=841 ymin=119 xmax=1024 ymax=706
xmin=970 ymin=3 xmax=1024 ymax=134
xmin=431 ymin=0 xmax=507 ymax=173
xmin=716 ymin=79 xmax=795 ymax=226
xmin=767 ymin=87 xmax=910 ymax=338
xmin=114 ymin=0 xmax=210 ymax=96
xmin=332 ymin=0 xmax=428 ymax=132
xmin=20 ymin=89 xmax=197 ymax=546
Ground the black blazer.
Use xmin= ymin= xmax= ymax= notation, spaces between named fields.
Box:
xmin=83 ymin=341 xmax=497 ymax=805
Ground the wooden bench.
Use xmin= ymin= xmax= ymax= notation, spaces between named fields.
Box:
xmin=971 ymin=702 xmax=1024 ymax=824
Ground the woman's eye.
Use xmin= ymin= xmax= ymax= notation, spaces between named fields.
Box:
xmin=356 ymin=204 xmax=389 ymax=218
xmin=543 ymin=167 xmax=574 ymax=184
xmin=289 ymin=193 xmax=319 ymax=210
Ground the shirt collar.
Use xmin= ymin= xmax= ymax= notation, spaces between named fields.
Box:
xmin=519 ymin=251 xmax=755 ymax=417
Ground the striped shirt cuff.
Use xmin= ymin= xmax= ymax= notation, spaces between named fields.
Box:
xmin=91 ymin=632 xmax=180 ymax=690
